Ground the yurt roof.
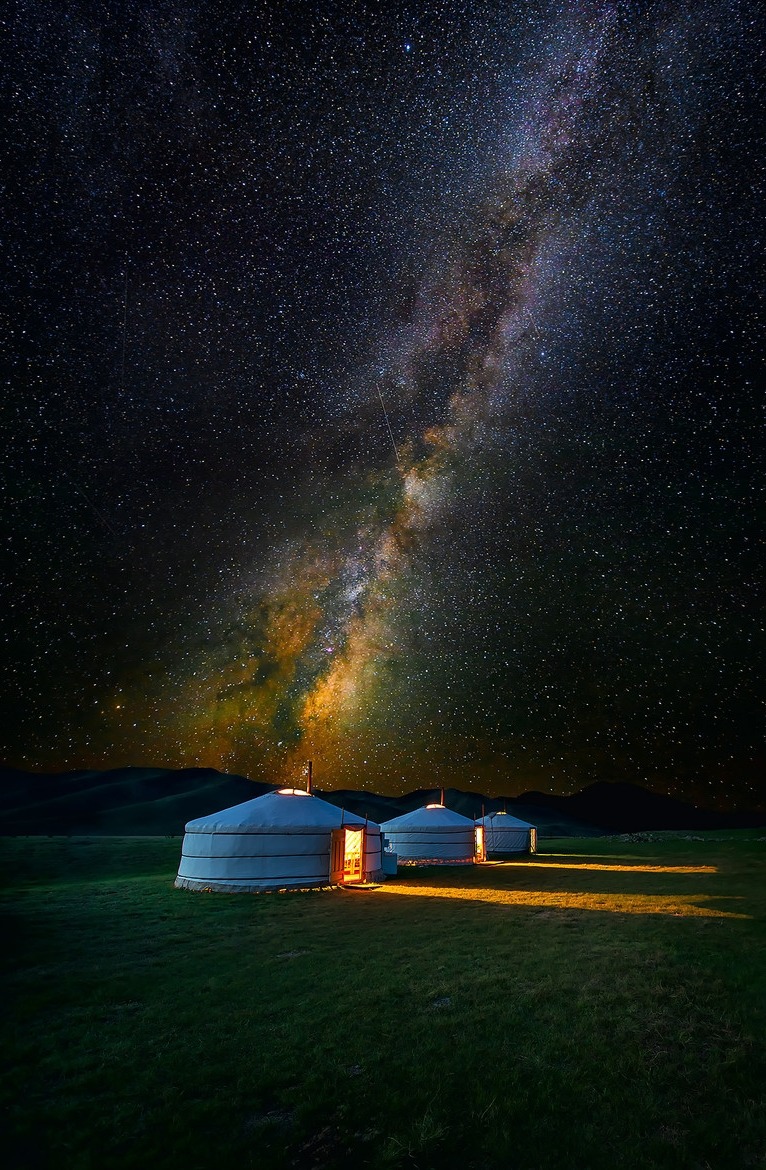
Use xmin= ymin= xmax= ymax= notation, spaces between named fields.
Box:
xmin=478 ymin=811 xmax=535 ymax=829
xmin=381 ymin=804 xmax=474 ymax=832
xmin=183 ymin=788 xmax=373 ymax=835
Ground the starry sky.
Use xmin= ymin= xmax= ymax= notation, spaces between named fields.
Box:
xmin=4 ymin=1 xmax=763 ymax=807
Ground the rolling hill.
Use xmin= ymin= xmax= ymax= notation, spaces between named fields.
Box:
xmin=0 ymin=767 xmax=762 ymax=837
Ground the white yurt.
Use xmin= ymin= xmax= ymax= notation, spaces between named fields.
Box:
xmin=380 ymin=803 xmax=476 ymax=864
xmin=477 ymin=811 xmax=537 ymax=855
xmin=175 ymin=788 xmax=383 ymax=892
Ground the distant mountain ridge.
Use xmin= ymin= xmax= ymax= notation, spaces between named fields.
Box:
xmin=0 ymin=767 xmax=762 ymax=837
xmin=0 ymin=767 xmax=267 ymax=836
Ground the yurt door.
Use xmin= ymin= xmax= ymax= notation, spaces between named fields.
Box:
xmin=475 ymin=824 xmax=486 ymax=863
xmin=330 ymin=827 xmax=365 ymax=885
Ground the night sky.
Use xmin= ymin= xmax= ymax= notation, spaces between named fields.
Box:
xmin=4 ymin=1 xmax=763 ymax=806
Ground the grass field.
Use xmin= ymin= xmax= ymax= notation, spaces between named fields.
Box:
xmin=2 ymin=834 xmax=765 ymax=1170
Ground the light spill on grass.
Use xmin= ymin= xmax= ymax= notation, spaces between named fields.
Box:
xmin=489 ymin=859 xmax=718 ymax=873
xmin=373 ymin=883 xmax=748 ymax=917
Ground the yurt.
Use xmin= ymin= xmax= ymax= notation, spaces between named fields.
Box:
xmin=175 ymin=788 xmax=383 ymax=892
xmin=380 ymin=803 xmax=476 ymax=864
xmin=477 ymin=811 xmax=537 ymax=856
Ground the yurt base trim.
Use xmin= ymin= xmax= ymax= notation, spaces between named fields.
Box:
xmin=175 ymin=876 xmax=333 ymax=894
xmin=175 ymin=869 xmax=386 ymax=893
xmin=397 ymin=858 xmax=476 ymax=866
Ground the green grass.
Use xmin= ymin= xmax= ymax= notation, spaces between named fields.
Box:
xmin=2 ymin=834 xmax=765 ymax=1170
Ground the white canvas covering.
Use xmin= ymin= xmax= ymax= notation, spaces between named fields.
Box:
xmin=175 ymin=788 xmax=383 ymax=891
xmin=477 ymin=811 xmax=535 ymax=855
xmin=380 ymin=804 xmax=476 ymax=864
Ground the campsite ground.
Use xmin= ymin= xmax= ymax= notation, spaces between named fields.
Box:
xmin=2 ymin=833 xmax=765 ymax=1170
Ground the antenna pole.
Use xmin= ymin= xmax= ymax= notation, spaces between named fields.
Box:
xmin=307 ymin=759 xmax=312 ymax=794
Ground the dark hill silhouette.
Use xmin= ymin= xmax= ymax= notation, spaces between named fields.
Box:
xmin=0 ymin=767 xmax=269 ymax=835
xmin=0 ymin=768 xmax=762 ymax=836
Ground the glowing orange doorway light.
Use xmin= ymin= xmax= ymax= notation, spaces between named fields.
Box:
xmin=330 ymin=827 xmax=365 ymax=885
xmin=475 ymin=824 xmax=486 ymax=863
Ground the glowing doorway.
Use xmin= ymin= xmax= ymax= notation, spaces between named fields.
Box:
xmin=330 ymin=827 xmax=365 ymax=884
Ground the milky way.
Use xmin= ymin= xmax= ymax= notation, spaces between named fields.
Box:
xmin=4 ymin=2 xmax=763 ymax=804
